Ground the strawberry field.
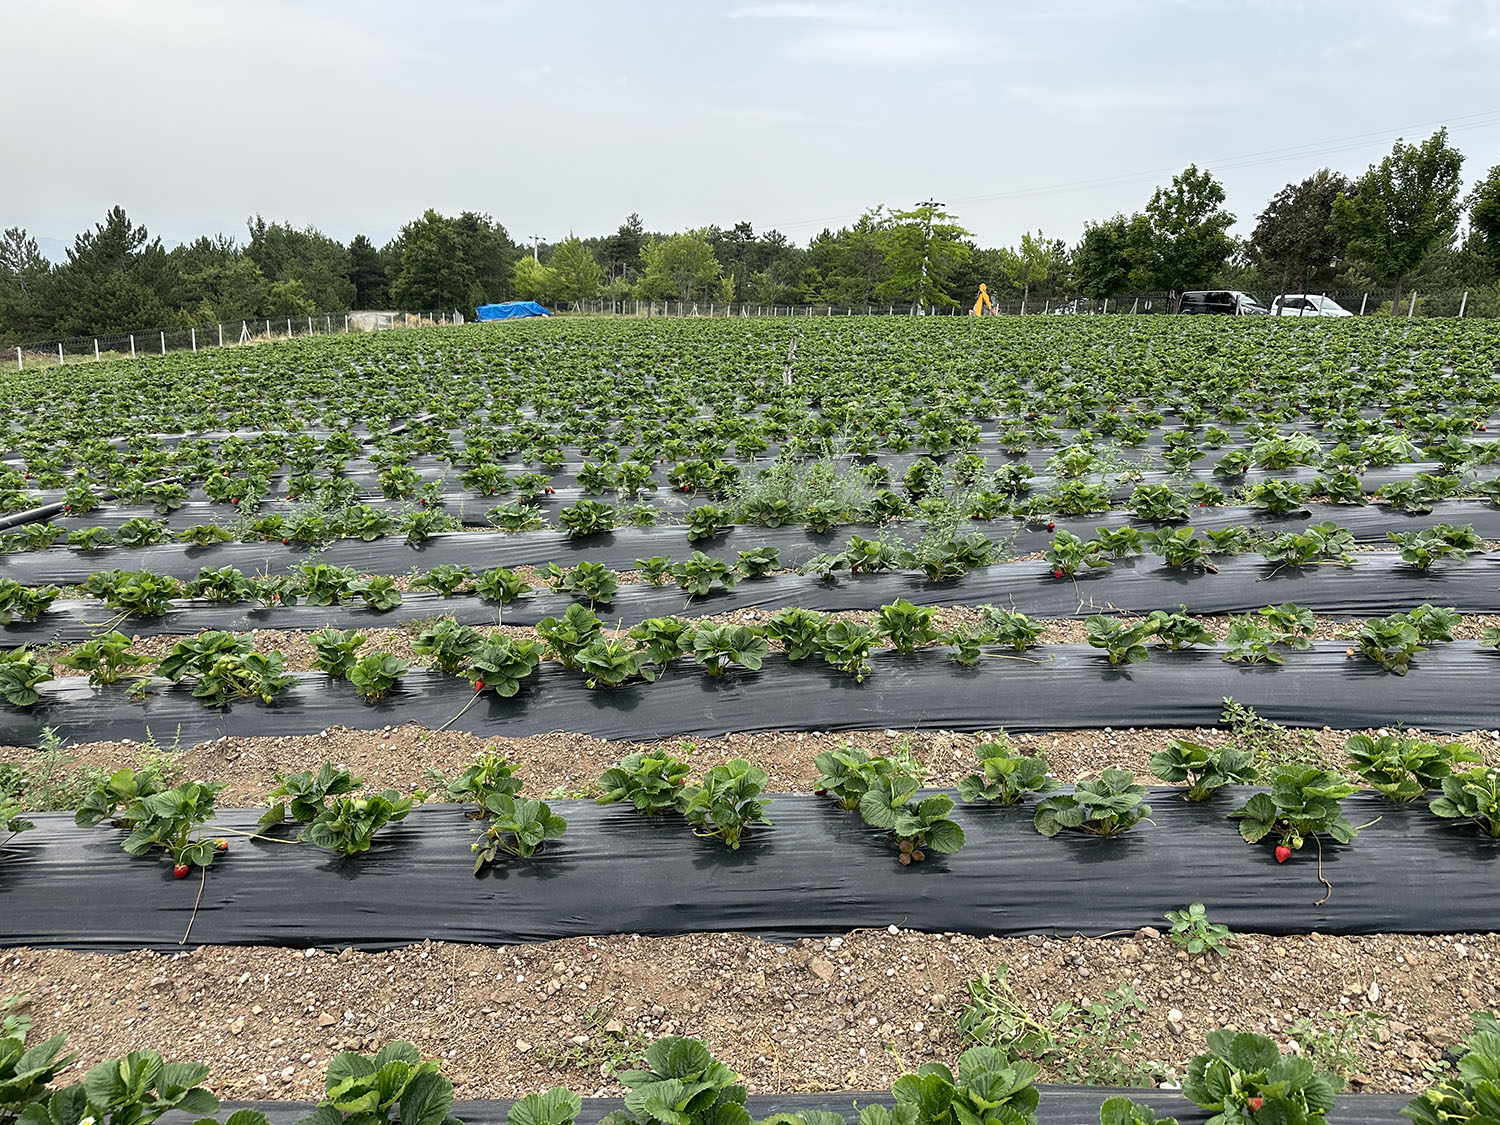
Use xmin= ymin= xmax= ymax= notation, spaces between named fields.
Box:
xmin=1 ymin=315 xmax=1498 ymax=1125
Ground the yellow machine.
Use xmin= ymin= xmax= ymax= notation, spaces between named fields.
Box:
xmin=970 ymin=283 xmax=994 ymax=316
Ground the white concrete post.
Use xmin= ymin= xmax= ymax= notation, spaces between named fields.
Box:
xmin=307 ymin=316 xmax=313 ymax=335
xmin=191 ymin=327 xmax=196 ymax=352
xmin=94 ymin=338 xmax=100 ymax=360
xmin=1407 ymin=291 xmax=1417 ymax=318
xmin=159 ymin=331 xmax=165 ymax=354
xmin=130 ymin=335 xmax=136 ymax=357
xmin=14 ymin=348 xmax=20 ymax=371
xmin=218 ymin=323 xmax=224 ymax=347
xmin=1359 ymin=293 xmax=1369 ymax=316
xmin=1459 ymin=291 xmax=1469 ymax=318
xmin=265 ymin=319 xmax=270 ymax=338
xmin=286 ymin=318 xmax=292 ymax=337
xmin=344 ymin=315 xmax=349 ymax=333
xmin=58 ymin=342 xmax=64 ymax=365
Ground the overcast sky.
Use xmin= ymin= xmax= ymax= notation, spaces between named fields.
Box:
xmin=5 ymin=0 xmax=1500 ymax=257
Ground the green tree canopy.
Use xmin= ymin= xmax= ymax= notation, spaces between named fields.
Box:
xmin=246 ymin=216 xmax=354 ymax=311
xmin=347 ymin=234 xmax=389 ymax=308
xmin=1466 ymin=162 xmax=1500 ymax=280
xmin=639 ymin=231 xmax=721 ymax=304
xmin=0 ymin=228 xmax=55 ymax=342
xmin=876 ymin=201 xmax=972 ymax=310
xmin=1141 ymin=165 xmax=1236 ymax=293
xmin=50 ymin=205 xmax=181 ymax=335
xmin=547 ymin=235 xmax=603 ymax=303
xmin=511 ymin=255 xmax=560 ymax=303
xmin=1246 ymin=169 xmax=1352 ymax=296
xmin=1331 ymin=128 xmax=1465 ymax=314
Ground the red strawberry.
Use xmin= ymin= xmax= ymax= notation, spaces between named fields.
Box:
xmin=1249 ymin=1098 xmax=1264 ymax=1113
xmin=473 ymin=679 xmax=486 ymax=692
xmin=173 ymin=863 xmax=191 ymax=878
xmin=281 ymin=538 xmax=289 ymax=545
xmin=1274 ymin=845 xmax=1292 ymax=863
xmin=231 ymin=497 xmax=239 ymax=505
xmin=215 ymin=839 xmax=228 ymax=852
xmin=1052 ymin=568 xmax=1064 ymax=579
xmin=1047 ymin=521 xmax=1056 ymax=531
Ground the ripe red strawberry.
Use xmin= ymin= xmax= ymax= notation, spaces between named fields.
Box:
xmin=1052 ymin=568 xmax=1064 ymax=579
xmin=173 ymin=863 xmax=191 ymax=879
xmin=1249 ymin=1098 xmax=1264 ymax=1113
xmin=215 ymin=839 xmax=228 ymax=852
xmin=473 ymin=679 xmax=486 ymax=692
xmin=230 ymin=497 xmax=239 ymax=505
xmin=1046 ymin=521 xmax=1056 ymax=531
xmin=281 ymin=538 xmax=289 ymax=545
xmin=1274 ymin=845 xmax=1292 ymax=863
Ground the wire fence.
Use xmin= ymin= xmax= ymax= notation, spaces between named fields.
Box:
xmin=8 ymin=308 xmax=466 ymax=371
xmin=552 ymin=286 xmax=1497 ymax=319
xmin=12 ymin=285 xmax=1497 ymax=370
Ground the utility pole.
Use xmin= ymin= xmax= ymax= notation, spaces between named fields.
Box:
xmin=529 ymin=234 xmax=542 ymax=262
xmin=916 ymin=198 xmax=943 ymax=315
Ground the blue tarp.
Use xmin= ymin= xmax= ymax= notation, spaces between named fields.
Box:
xmin=475 ymin=301 xmax=551 ymax=321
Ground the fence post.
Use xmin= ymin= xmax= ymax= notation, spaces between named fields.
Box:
xmin=130 ymin=335 xmax=135 ymax=357
xmin=14 ymin=347 xmax=19 ymax=371
xmin=218 ymin=324 xmax=223 ymax=348
xmin=344 ymin=314 xmax=349 ymax=333
xmin=58 ymin=342 xmax=64 ymax=365
xmin=1407 ymin=291 xmax=1417 ymax=319
xmin=1459 ymin=291 xmax=1469 ymax=318
xmin=94 ymin=338 xmax=99 ymax=360
xmin=308 ymin=316 xmax=313 ymax=335
xmin=191 ymin=327 xmax=196 ymax=352
xmin=1359 ymin=293 xmax=1369 ymax=316
xmin=160 ymin=331 xmax=165 ymax=354
xmin=265 ymin=319 xmax=270 ymax=339
xmin=286 ymin=318 xmax=292 ymax=337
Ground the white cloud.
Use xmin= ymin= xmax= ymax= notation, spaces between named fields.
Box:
xmin=728 ymin=2 xmax=901 ymax=25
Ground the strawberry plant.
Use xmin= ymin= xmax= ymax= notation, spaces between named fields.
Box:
xmin=818 ymin=620 xmax=878 ymax=681
xmin=508 ymin=1088 xmax=582 ymax=1125
xmin=349 ymin=575 xmax=403 ymax=611
xmin=1403 ymin=1012 xmax=1500 ymax=1125
xmin=309 ymin=628 xmax=367 ymax=678
xmin=1260 ymin=521 xmax=1357 ymax=568
xmin=1045 ymin=480 xmax=1111 ymax=516
xmin=889 ymin=1045 xmax=1040 ymax=1125
xmin=1044 ymin=531 xmax=1111 ymax=578
xmin=559 ymin=499 xmax=615 ymax=538
xmin=597 ymin=1036 xmax=749 ymax=1125
xmin=1228 ymin=765 xmax=1366 ymax=860
xmin=21 ymin=1049 xmax=232 ymax=1125
xmin=627 ymin=617 xmax=696 ymax=668
xmin=634 ymin=556 xmax=674 ymax=586
xmin=765 ymin=607 xmax=828 ymax=661
xmin=1205 ymin=526 xmax=1257 ymax=555
xmin=979 ymin=607 xmax=1046 ymax=651
xmin=1143 ymin=527 xmax=1216 ymax=570
xmin=1034 ymin=771 xmax=1151 ymax=837
xmin=1345 ymin=734 xmax=1479 ymax=802
xmin=1357 ymin=608 xmax=1455 ymax=675
xmin=1086 ymin=528 xmax=1140 ymax=564
xmin=733 ymin=546 xmax=781 ymax=578
xmin=671 ymin=551 xmax=737 ymax=596
xmin=1311 ymin=471 xmax=1368 ymax=506
xmin=0 ymin=651 xmax=54 ymax=709
xmin=473 ymin=795 xmax=567 ymax=868
xmin=830 ymin=534 xmax=901 ymax=575
xmin=536 ymin=605 xmax=603 ymax=668
xmin=412 ymin=618 xmax=483 ymax=676
xmin=116 ymin=781 xmax=226 ymax=870
xmin=475 ymin=566 xmax=532 ymax=603
xmin=184 ymin=566 xmax=256 ymax=603
xmin=1222 ymin=604 xmax=1313 ymax=665
xmin=1084 ymin=616 xmax=1152 ymax=665
xmin=812 ymin=744 xmax=919 ymax=809
xmin=1430 ymin=766 xmax=1500 ymax=837
xmin=335 ymin=504 xmax=397 ymax=541
xmin=0 ymin=580 xmax=58 ymax=624
xmin=2 ymin=794 xmax=35 ymax=848
xmin=443 ymin=751 xmax=523 ymax=806
xmin=679 ymin=759 xmax=770 ymax=849
xmin=303 ymin=790 xmax=423 ymax=855
xmin=944 ymin=626 xmax=986 ymax=667
xmin=576 ymin=638 xmax=655 ymax=688
xmin=1150 ymin=739 xmax=1258 ymax=801
xmin=1146 ymin=608 xmax=1215 ymax=650
xmin=299 ymin=1040 xmax=461 ymax=1125
xmin=1388 ymin=523 xmax=1484 ymax=569
xmin=488 ymin=502 xmax=547 ymax=531
xmin=876 ymin=599 xmax=942 ymax=653
xmin=1182 ymin=1030 xmax=1341 ymax=1125
xmin=1240 ymin=479 xmax=1310 ymax=514
xmin=412 ymin=565 xmax=475 ymax=596
xmin=176 ymin=524 xmax=235 ymax=547
xmin=685 ymin=505 xmax=731 ymax=541
xmin=466 ymin=637 xmax=543 ymax=696
xmin=82 ymin=570 xmax=184 ymax=618
xmin=803 ymin=498 xmax=846 ymax=533
xmin=74 ymin=767 xmax=167 ymax=829
xmin=300 ymin=563 xmax=358 ymax=606
xmin=115 ymin=516 xmax=169 ymax=548
xmin=692 ymin=624 xmax=770 ymax=676
xmin=1129 ymin=484 xmax=1190 ymax=523
xmin=259 ymin=763 xmax=363 ymax=829
xmin=54 ymin=632 xmax=151 ymax=685
xmin=596 ymin=751 xmax=692 ymax=815
xmin=1377 ymin=474 xmax=1458 ymax=515
xmin=545 ymin=561 xmax=618 ymax=606
xmin=68 ymin=527 xmax=116 ymax=551
xmin=957 ymin=739 xmax=1058 ymax=806
xmin=347 ymin=652 xmax=411 ymax=702
xmin=1164 ymin=902 xmax=1236 ymax=956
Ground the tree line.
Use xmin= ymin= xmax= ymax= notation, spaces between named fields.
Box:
xmin=3 ymin=128 xmax=1499 ymax=344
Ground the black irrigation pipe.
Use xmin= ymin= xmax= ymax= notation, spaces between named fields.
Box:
xmin=6 ymin=554 xmax=1500 ymax=649
xmin=4 ymin=644 xmax=1499 ymax=751
xmin=203 ymin=1090 xmax=1418 ymax=1125
xmin=5 ymin=502 xmax=1500 ymax=584
xmin=4 ymin=788 xmax=1498 ymax=952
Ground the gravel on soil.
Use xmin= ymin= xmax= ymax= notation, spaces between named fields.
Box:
xmin=5 ymin=929 xmax=1495 ymax=1101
